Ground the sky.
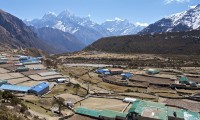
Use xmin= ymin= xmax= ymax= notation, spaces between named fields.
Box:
xmin=0 ymin=0 xmax=199 ymax=25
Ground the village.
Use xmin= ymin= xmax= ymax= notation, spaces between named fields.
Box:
xmin=0 ymin=51 xmax=200 ymax=120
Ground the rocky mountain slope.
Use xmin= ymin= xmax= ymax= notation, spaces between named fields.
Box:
xmin=32 ymin=27 xmax=85 ymax=53
xmin=85 ymin=29 xmax=200 ymax=55
xmin=139 ymin=4 xmax=200 ymax=34
xmin=0 ymin=9 xmax=56 ymax=54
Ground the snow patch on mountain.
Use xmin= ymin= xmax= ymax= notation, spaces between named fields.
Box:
xmin=139 ymin=4 xmax=200 ymax=34
xmin=135 ymin=22 xmax=149 ymax=27
xmin=53 ymin=21 xmax=66 ymax=31
xmin=102 ymin=18 xmax=145 ymax=35
xmin=166 ymin=5 xmax=200 ymax=29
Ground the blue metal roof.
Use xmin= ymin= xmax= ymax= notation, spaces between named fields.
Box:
xmin=96 ymin=69 xmax=109 ymax=74
xmin=0 ymin=84 xmax=31 ymax=92
xmin=30 ymin=82 xmax=49 ymax=92
xmin=20 ymin=57 xmax=40 ymax=63
xmin=104 ymin=71 xmax=111 ymax=75
xmin=121 ymin=72 xmax=133 ymax=78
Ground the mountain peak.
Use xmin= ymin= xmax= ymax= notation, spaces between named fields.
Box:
xmin=58 ymin=10 xmax=74 ymax=18
xmin=47 ymin=11 xmax=56 ymax=16
xmin=42 ymin=11 xmax=57 ymax=20
xmin=114 ymin=17 xmax=123 ymax=21
xmin=140 ymin=4 xmax=200 ymax=34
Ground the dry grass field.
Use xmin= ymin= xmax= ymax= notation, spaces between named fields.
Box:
xmin=78 ymin=72 xmax=102 ymax=84
xmin=61 ymin=52 xmax=163 ymax=61
xmin=25 ymin=64 xmax=46 ymax=69
xmin=75 ymin=97 xmax=128 ymax=112
xmin=147 ymin=86 xmax=176 ymax=94
xmin=44 ymin=84 xmax=87 ymax=97
xmin=0 ymin=67 xmax=9 ymax=73
xmin=7 ymin=77 xmax=30 ymax=84
xmin=17 ymin=80 xmax=45 ymax=86
xmin=29 ymin=74 xmax=64 ymax=81
xmin=59 ymin=65 xmax=94 ymax=77
xmin=56 ymin=93 xmax=82 ymax=103
xmin=21 ymin=70 xmax=49 ymax=76
xmin=0 ymin=72 xmax=24 ymax=79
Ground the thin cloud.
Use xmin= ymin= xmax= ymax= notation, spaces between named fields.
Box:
xmin=164 ymin=0 xmax=190 ymax=4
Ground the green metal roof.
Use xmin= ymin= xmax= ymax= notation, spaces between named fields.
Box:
xmin=16 ymin=66 xmax=29 ymax=70
xmin=100 ymin=109 xmax=127 ymax=118
xmin=179 ymin=76 xmax=189 ymax=82
xmin=128 ymin=100 xmax=140 ymax=112
xmin=183 ymin=110 xmax=200 ymax=120
xmin=0 ymin=61 xmax=7 ymax=64
xmin=75 ymin=107 xmax=128 ymax=119
xmin=130 ymin=105 xmax=168 ymax=120
xmin=128 ymin=99 xmax=200 ymax=120
xmin=129 ymin=100 xmax=166 ymax=114
xmin=0 ymin=80 xmax=7 ymax=82
xmin=23 ymin=61 xmax=40 ymax=65
xmin=167 ymin=107 xmax=184 ymax=119
xmin=129 ymin=100 xmax=167 ymax=120
xmin=16 ymin=67 xmax=29 ymax=72
xmin=75 ymin=107 xmax=101 ymax=118
xmin=141 ymin=107 xmax=167 ymax=120
xmin=147 ymin=69 xmax=160 ymax=74
xmin=140 ymin=100 xmax=165 ymax=108
xmin=75 ymin=100 xmax=200 ymax=120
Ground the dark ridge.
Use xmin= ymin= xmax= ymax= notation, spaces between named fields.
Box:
xmin=85 ymin=29 xmax=200 ymax=55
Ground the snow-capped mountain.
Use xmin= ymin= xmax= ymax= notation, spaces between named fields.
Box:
xmin=25 ymin=10 xmax=111 ymax=45
xmin=101 ymin=17 xmax=146 ymax=35
xmin=25 ymin=10 xmax=146 ymax=45
xmin=139 ymin=4 xmax=200 ymax=34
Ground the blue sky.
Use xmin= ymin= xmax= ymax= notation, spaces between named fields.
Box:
xmin=0 ymin=0 xmax=199 ymax=24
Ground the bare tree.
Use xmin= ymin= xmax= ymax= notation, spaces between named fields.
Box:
xmin=52 ymin=97 xmax=65 ymax=114
xmin=73 ymin=84 xmax=81 ymax=95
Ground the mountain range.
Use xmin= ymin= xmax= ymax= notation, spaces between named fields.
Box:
xmin=85 ymin=5 xmax=200 ymax=55
xmin=25 ymin=10 xmax=145 ymax=45
xmin=101 ymin=18 xmax=146 ymax=35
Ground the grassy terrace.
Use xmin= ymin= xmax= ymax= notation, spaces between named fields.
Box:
xmin=97 ymin=82 xmax=147 ymax=93
xmin=78 ymin=73 xmax=102 ymax=84
xmin=23 ymin=101 xmax=54 ymax=116
xmin=147 ymin=86 xmax=176 ymax=94
xmin=58 ymin=65 xmax=94 ymax=77
xmin=55 ymin=64 xmax=198 ymax=110
xmin=44 ymin=84 xmax=88 ymax=98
